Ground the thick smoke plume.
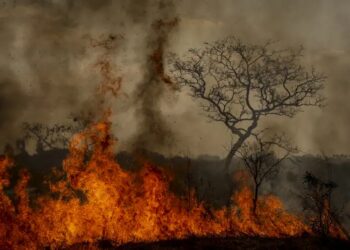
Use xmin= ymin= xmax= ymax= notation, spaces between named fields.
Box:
xmin=0 ymin=0 xmax=180 ymax=154
xmin=131 ymin=18 xmax=179 ymax=153
xmin=130 ymin=1 xmax=179 ymax=154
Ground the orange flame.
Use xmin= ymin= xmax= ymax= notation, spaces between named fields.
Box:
xmin=0 ymin=119 xmax=318 ymax=249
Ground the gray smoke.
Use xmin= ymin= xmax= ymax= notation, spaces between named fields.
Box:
xmin=131 ymin=15 xmax=179 ymax=153
xmin=0 ymin=0 xmax=180 ymax=154
xmin=1 ymin=0 xmax=350 ymax=157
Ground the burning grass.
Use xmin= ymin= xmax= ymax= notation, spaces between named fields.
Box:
xmin=0 ymin=119 xmax=345 ymax=249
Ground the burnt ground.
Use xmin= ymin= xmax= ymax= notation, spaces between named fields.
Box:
xmin=65 ymin=236 xmax=350 ymax=250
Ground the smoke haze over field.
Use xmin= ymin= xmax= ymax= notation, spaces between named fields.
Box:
xmin=0 ymin=0 xmax=350 ymax=157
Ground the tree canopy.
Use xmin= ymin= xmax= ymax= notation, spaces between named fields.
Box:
xmin=171 ymin=37 xmax=326 ymax=167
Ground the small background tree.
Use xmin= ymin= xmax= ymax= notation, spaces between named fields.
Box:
xmin=22 ymin=122 xmax=75 ymax=152
xmin=237 ymin=131 xmax=296 ymax=214
xmin=302 ymin=171 xmax=349 ymax=239
xmin=21 ymin=113 xmax=92 ymax=153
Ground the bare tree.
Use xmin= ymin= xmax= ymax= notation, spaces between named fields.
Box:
xmin=237 ymin=132 xmax=296 ymax=213
xmin=302 ymin=171 xmax=349 ymax=239
xmin=22 ymin=120 xmax=83 ymax=152
xmin=171 ymin=36 xmax=325 ymax=169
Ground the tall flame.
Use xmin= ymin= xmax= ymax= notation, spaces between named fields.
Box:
xmin=0 ymin=117 xmax=324 ymax=249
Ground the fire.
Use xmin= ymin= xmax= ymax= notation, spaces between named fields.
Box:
xmin=0 ymin=117 xmax=317 ymax=249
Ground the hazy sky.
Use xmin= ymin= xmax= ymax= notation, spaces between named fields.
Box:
xmin=1 ymin=0 xmax=350 ymax=157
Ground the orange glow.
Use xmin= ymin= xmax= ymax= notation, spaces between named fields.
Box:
xmin=0 ymin=118 xmax=325 ymax=249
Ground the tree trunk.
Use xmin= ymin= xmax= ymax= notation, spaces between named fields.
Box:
xmin=224 ymin=120 xmax=258 ymax=218
xmin=253 ymin=183 xmax=259 ymax=214
xmin=224 ymin=119 xmax=258 ymax=171
xmin=224 ymin=146 xmax=238 ymax=206
xmin=224 ymin=142 xmax=241 ymax=233
xmin=224 ymin=137 xmax=246 ymax=170
xmin=224 ymin=135 xmax=250 ymax=208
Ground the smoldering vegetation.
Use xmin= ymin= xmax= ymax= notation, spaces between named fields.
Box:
xmin=5 ymin=142 xmax=350 ymax=233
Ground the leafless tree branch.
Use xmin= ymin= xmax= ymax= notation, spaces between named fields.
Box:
xmin=236 ymin=131 xmax=297 ymax=213
xmin=170 ymin=36 xmax=326 ymax=169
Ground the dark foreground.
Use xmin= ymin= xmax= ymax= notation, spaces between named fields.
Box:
xmin=65 ymin=236 xmax=350 ymax=250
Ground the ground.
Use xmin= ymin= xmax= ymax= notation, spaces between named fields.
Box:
xmin=65 ymin=236 xmax=350 ymax=250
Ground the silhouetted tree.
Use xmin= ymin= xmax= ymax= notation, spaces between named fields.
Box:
xmin=303 ymin=171 xmax=337 ymax=237
xmin=21 ymin=116 xmax=89 ymax=153
xmin=302 ymin=171 xmax=349 ymax=239
xmin=22 ymin=123 xmax=75 ymax=152
xmin=171 ymin=37 xmax=325 ymax=170
xmin=237 ymin=132 xmax=296 ymax=213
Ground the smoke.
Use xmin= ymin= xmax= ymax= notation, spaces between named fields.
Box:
xmin=0 ymin=0 xmax=180 ymax=153
xmin=1 ymin=0 xmax=350 ymax=158
xmin=0 ymin=0 xmax=349 ymax=231
xmin=131 ymin=17 xmax=179 ymax=154
xmin=0 ymin=1 xmax=83 ymax=147
xmin=0 ymin=74 xmax=29 ymax=144
xmin=165 ymin=0 xmax=350 ymax=157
